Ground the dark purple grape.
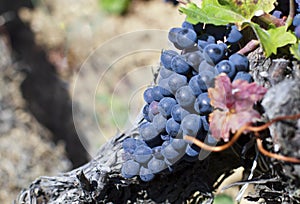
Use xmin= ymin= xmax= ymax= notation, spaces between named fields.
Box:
xmin=161 ymin=143 xmax=182 ymax=162
xmin=166 ymin=118 xmax=181 ymax=138
xmin=293 ymin=13 xmax=300 ymax=26
xmin=158 ymin=97 xmax=177 ymax=117
xmin=143 ymin=87 xmax=154 ymax=104
xmin=181 ymin=114 xmax=202 ymax=137
xmin=121 ymin=160 xmax=140 ymax=178
xmin=175 ymin=86 xmax=196 ymax=108
xmin=176 ymin=28 xmax=197 ymax=48
xmin=168 ymin=28 xmax=181 ymax=44
xmin=215 ymin=60 xmax=236 ymax=79
xmin=161 ymin=50 xmax=178 ymax=69
xmin=152 ymin=113 xmax=167 ymax=133
xmin=133 ymin=145 xmax=153 ymax=164
xmin=194 ymin=93 xmax=213 ymax=114
xmin=233 ymin=71 xmax=253 ymax=83
xmin=189 ymin=74 xmax=207 ymax=96
xmin=295 ymin=25 xmax=300 ymax=38
xmin=226 ymin=25 xmax=242 ymax=44
xmin=139 ymin=166 xmax=154 ymax=182
xmin=171 ymin=104 xmax=189 ymax=122
xmin=152 ymin=86 xmax=164 ymax=101
xmin=123 ymin=138 xmax=137 ymax=154
xmin=228 ymin=53 xmax=249 ymax=72
xmin=171 ymin=55 xmax=191 ymax=74
xmin=183 ymin=51 xmax=204 ymax=70
xmin=148 ymin=157 xmax=167 ymax=173
xmin=203 ymin=43 xmax=226 ymax=65
xmin=170 ymin=139 xmax=187 ymax=151
xmin=168 ymin=73 xmax=187 ymax=94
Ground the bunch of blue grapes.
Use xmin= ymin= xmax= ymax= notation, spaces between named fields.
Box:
xmin=121 ymin=21 xmax=251 ymax=182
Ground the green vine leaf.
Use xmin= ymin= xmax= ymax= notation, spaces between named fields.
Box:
xmin=251 ymin=23 xmax=297 ymax=56
xmin=290 ymin=43 xmax=300 ymax=61
xmin=179 ymin=0 xmax=276 ymax=26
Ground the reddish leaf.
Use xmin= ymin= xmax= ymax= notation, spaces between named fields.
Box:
xmin=208 ymin=75 xmax=267 ymax=141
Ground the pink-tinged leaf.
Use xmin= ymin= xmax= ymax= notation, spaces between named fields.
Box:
xmin=209 ymin=109 xmax=228 ymax=141
xmin=208 ymin=74 xmax=267 ymax=142
xmin=232 ymin=80 xmax=268 ymax=112
xmin=208 ymin=74 xmax=233 ymax=111
xmin=228 ymin=109 xmax=261 ymax=135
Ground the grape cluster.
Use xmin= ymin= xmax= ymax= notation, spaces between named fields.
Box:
xmin=121 ymin=21 xmax=251 ymax=182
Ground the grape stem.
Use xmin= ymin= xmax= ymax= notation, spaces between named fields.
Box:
xmin=285 ymin=0 xmax=295 ymax=29
xmin=237 ymin=39 xmax=259 ymax=55
xmin=184 ymin=113 xmax=300 ymax=163
xmin=258 ymin=12 xmax=286 ymax=27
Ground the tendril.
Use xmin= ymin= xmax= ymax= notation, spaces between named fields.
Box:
xmin=184 ymin=113 xmax=300 ymax=163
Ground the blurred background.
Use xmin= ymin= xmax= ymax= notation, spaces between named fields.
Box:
xmin=0 ymin=0 xmax=251 ymax=203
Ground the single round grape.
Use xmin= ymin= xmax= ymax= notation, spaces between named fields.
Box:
xmin=215 ymin=60 xmax=236 ymax=79
xmin=152 ymin=86 xmax=164 ymax=101
xmin=139 ymin=122 xmax=159 ymax=141
xmin=121 ymin=160 xmax=140 ymax=178
xmin=176 ymin=28 xmax=197 ymax=48
xmin=158 ymin=78 xmax=173 ymax=95
xmin=152 ymin=113 xmax=167 ymax=133
xmin=139 ymin=166 xmax=154 ymax=182
xmin=228 ymin=53 xmax=249 ymax=72
xmin=295 ymin=25 xmax=300 ymax=38
xmin=175 ymin=86 xmax=196 ymax=108
xmin=171 ymin=104 xmax=189 ymax=122
xmin=181 ymin=21 xmax=194 ymax=30
xmin=198 ymin=60 xmax=214 ymax=73
xmin=149 ymin=101 xmax=159 ymax=116
xmin=189 ymin=75 xmax=207 ymax=96
xmin=183 ymin=51 xmax=204 ymax=71
xmin=143 ymin=87 xmax=154 ymax=104
xmin=123 ymin=138 xmax=137 ymax=154
xmin=158 ymin=97 xmax=177 ymax=117
xmin=166 ymin=118 xmax=181 ymax=138
xmin=226 ymin=25 xmax=242 ymax=44
xmin=233 ymin=71 xmax=253 ymax=83
xmin=203 ymin=43 xmax=226 ymax=65
xmin=194 ymin=93 xmax=213 ymax=114
xmin=161 ymin=143 xmax=181 ymax=162
xmin=181 ymin=114 xmax=202 ymax=137
xmin=170 ymin=138 xmax=187 ymax=151
xmin=148 ymin=157 xmax=167 ymax=173
xmin=161 ymin=50 xmax=178 ymax=69
xmin=133 ymin=145 xmax=153 ymax=164
xmin=159 ymin=66 xmax=174 ymax=79
xmin=171 ymin=55 xmax=190 ymax=74
xmin=198 ymin=70 xmax=217 ymax=89
xmin=293 ymin=13 xmax=300 ymax=26
xmin=168 ymin=28 xmax=181 ymax=44
xmin=168 ymin=73 xmax=187 ymax=94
